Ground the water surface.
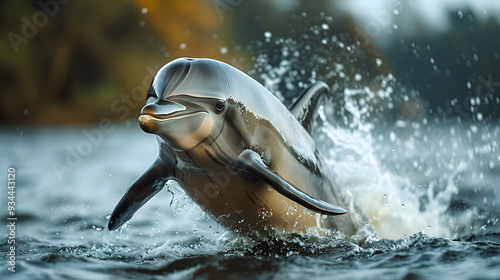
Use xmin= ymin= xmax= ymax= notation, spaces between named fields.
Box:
xmin=1 ymin=118 xmax=498 ymax=279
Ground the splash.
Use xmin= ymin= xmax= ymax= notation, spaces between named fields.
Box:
xmin=316 ymin=110 xmax=478 ymax=240
xmin=248 ymin=21 xmax=498 ymax=240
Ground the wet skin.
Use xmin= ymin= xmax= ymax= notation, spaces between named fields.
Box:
xmin=108 ymin=58 xmax=356 ymax=239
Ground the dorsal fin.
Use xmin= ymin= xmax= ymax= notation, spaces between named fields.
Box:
xmin=289 ymin=81 xmax=331 ymax=134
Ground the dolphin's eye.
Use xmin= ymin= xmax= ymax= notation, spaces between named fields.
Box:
xmin=215 ymin=100 xmax=225 ymax=113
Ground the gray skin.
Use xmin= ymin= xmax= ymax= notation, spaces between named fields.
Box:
xmin=108 ymin=57 xmax=356 ymax=240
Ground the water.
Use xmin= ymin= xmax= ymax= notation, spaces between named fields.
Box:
xmin=1 ymin=18 xmax=499 ymax=279
xmin=0 ymin=109 xmax=499 ymax=279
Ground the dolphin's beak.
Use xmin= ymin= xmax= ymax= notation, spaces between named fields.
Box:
xmin=138 ymin=101 xmax=186 ymax=133
xmin=141 ymin=101 xmax=186 ymax=117
xmin=108 ymin=158 xmax=168 ymax=231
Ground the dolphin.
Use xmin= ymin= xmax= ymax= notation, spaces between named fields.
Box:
xmin=108 ymin=57 xmax=356 ymax=239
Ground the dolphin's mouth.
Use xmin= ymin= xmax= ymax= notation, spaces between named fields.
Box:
xmin=138 ymin=111 xmax=208 ymax=134
xmin=139 ymin=99 xmax=208 ymax=123
xmin=139 ymin=111 xmax=207 ymax=121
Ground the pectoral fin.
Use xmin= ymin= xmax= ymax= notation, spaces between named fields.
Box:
xmin=231 ymin=150 xmax=347 ymax=215
xmin=108 ymin=157 xmax=171 ymax=230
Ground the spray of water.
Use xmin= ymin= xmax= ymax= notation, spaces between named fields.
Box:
xmin=249 ymin=23 xmax=498 ymax=240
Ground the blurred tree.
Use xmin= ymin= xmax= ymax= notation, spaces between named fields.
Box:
xmin=0 ymin=0 xmax=240 ymax=125
xmin=0 ymin=0 xmax=406 ymax=126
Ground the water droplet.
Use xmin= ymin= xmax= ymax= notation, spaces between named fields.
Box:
xmin=354 ymin=73 xmax=362 ymax=81
xmin=24 ymin=109 xmax=29 ymax=116
xmin=321 ymin=23 xmax=329 ymax=30
xmin=476 ymin=113 xmax=483 ymax=121
xmin=264 ymin=31 xmax=272 ymax=38
xmin=220 ymin=46 xmax=228 ymax=54
xmin=401 ymin=204 xmax=405 ymax=208
xmin=375 ymin=58 xmax=383 ymax=67
xmin=430 ymin=58 xmax=435 ymax=64
xmin=180 ymin=43 xmax=186 ymax=50
xmin=458 ymin=10 xmax=463 ymax=19
xmin=139 ymin=20 xmax=146 ymax=27
xmin=392 ymin=148 xmax=395 ymax=152
xmin=466 ymin=81 xmax=471 ymax=89
xmin=389 ymin=131 xmax=396 ymax=142
xmin=141 ymin=8 xmax=148 ymax=14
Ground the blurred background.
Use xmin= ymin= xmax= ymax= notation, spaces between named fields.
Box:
xmin=1 ymin=0 xmax=499 ymax=126
xmin=1 ymin=3 xmax=499 ymax=278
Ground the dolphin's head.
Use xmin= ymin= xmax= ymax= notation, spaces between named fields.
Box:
xmin=139 ymin=58 xmax=231 ymax=150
